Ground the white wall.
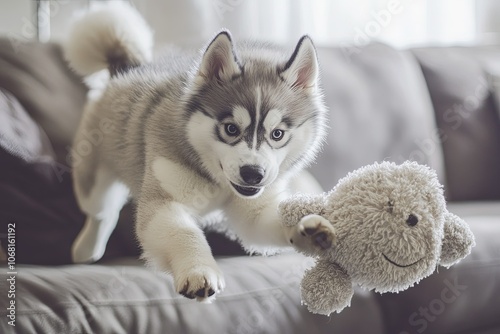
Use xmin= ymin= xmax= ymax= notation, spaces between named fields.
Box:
xmin=0 ymin=0 xmax=499 ymax=49
xmin=127 ymin=0 xmax=500 ymax=49
xmin=477 ymin=0 xmax=500 ymax=43
xmin=0 ymin=0 xmax=34 ymax=41
xmin=0 ymin=0 xmax=89 ymax=43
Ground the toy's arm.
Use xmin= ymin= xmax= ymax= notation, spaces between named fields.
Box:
xmin=301 ymin=258 xmax=353 ymax=315
xmin=440 ymin=212 xmax=475 ymax=267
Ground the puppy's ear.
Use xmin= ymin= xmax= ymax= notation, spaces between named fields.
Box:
xmin=197 ymin=30 xmax=242 ymax=83
xmin=280 ymin=35 xmax=319 ymax=92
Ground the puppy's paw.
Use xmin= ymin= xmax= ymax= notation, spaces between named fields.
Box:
xmin=175 ymin=264 xmax=225 ymax=302
xmin=289 ymin=214 xmax=335 ymax=255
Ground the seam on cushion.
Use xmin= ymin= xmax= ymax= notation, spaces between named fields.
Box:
xmin=3 ymin=283 xmax=299 ymax=316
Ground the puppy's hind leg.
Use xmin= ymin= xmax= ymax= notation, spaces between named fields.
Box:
xmin=72 ymin=166 xmax=129 ymax=263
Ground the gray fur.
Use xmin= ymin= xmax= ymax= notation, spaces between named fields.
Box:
xmin=67 ymin=3 xmax=327 ymax=301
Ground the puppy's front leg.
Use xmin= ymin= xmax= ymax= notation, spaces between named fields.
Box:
xmin=227 ymin=190 xmax=331 ymax=254
xmin=226 ymin=191 xmax=301 ymax=251
xmin=137 ymin=200 xmax=224 ymax=301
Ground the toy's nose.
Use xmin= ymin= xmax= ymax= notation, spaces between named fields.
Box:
xmin=240 ymin=165 xmax=264 ymax=185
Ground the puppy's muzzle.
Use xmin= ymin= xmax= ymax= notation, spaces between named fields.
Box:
xmin=239 ymin=165 xmax=264 ymax=186
xmin=228 ymin=165 xmax=265 ymax=197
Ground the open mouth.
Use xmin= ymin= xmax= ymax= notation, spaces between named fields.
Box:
xmin=382 ymin=254 xmax=422 ymax=268
xmin=230 ymin=182 xmax=261 ymax=197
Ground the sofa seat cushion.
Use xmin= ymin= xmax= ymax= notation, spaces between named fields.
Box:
xmin=0 ymin=89 xmax=140 ymax=264
xmin=1 ymin=253 xmax=387 ymax=334
xmin=3 ymin=207 xmax=498 ymax=334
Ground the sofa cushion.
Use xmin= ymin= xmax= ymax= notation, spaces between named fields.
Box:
xmin=3 ymin=208 xmax=498 ymax=334
xmin=0 ymin=89 xmax=55 ymax=162
xmin=0 ymin=38 xmax=88 ymax=162
xmin=311 ymin=44 xmax=445 ymax=190
xmin=0 ymin=89 xmax=138 ymax=264
xmin=0 ymin=253 xmax=386 ymax=334
xmin=412 ymin=46 xmax=500 ymax=201
xmin=487 ymin=71 xmax=500 ymax=119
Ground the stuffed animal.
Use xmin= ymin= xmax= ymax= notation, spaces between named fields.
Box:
xmin=280 ymin=161 xmax=475 ymax=315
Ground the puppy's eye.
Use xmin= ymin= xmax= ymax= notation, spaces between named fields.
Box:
xmin=225 ymin=123 xmax=240 ymax=136
xmin=406 ymin=214 xmax=418 ymax=227
xmin=271 ymin=129 xmax=285 ymax=141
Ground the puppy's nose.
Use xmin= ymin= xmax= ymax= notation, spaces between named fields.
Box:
xmin=240 ymin=165 xmax=264 ymax=185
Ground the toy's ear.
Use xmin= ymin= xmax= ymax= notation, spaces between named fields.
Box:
xmin=279 ymin=193 xmax=326 ymax=227
xmin=301 ymin=259 xmax=353 ymax=315
xmin=439 ymin=212 xmax=475 ymax=267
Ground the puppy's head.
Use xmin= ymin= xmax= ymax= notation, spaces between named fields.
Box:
xmin=186 ymin=30 xmax=327 ymax=198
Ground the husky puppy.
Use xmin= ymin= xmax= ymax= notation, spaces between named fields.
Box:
xmin=65 ymin=2 xmax=327 ymax=301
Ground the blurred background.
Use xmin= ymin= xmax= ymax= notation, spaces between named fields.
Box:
xmin=1 ymin=0 xmax=500 ymax=50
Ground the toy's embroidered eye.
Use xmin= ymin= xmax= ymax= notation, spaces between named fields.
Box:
xmin=386 ymin=200 xmax=394 ymax=213
xmin=406 ymin=214 xmax=418 ymax=227
xmin=225 ymin=123 xmax=240 ymax=136
xmin=271 ymin=129 xmax=285 ymax=141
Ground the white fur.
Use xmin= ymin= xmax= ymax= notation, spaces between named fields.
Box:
xmin=224 ymin=178 xmax=304 ymax=254
xmin=72 ymin=167 xmax=129 ymax=263
xmin=263 ymin=109 xmax=283 ymax=131
xmin=186 ymin=112 xmax=226 ymax=183
xmin=64 ymin=1 xmax=153 ymax=76
xmin=232 ymin=106 xmax=252 ymax=129
xmin=152 ymin=157 xmax=228 ymax=214
xmin=252 ymin=88 xmax=262 ymax=149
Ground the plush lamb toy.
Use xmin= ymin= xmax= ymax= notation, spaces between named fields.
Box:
xmin=280 ymin=161 xmax=475 ymax=315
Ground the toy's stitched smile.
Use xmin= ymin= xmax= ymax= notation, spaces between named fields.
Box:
xmin=383 ymin=254 xmax=422 ymax=268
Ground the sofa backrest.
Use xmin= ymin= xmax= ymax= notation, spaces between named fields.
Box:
xmin=0 ymin=38 xmax=87 ymax=163
xmin=412 ymin=46 xmax=500 ymax=201
xmin=0 ymin=39 xmax=449 ymax=189
xmin=312 ymin=43 xmax=446 ymax=191
xmin=2 ymin=39 xmax=499 ymax=202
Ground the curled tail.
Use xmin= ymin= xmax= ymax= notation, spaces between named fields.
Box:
xmin=64 ymin=2 xmax=153 ymax=77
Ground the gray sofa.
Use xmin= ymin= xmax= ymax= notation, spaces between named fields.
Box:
xmin=1 ymin=39 xmax=499 ymax=334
